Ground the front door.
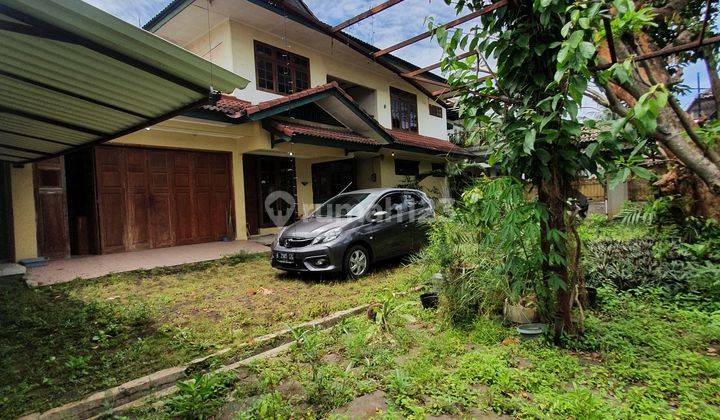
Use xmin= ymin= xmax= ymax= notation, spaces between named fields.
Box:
xmin=243 ymin=154 xmax=297 ymax=236
xmin=0 ymin=163 xmax=13 ymax=262
xmin=34 ymin=157 xmax=70 ymax=259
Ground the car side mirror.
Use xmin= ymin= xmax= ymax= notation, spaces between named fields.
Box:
xmin=371 ymin=210 xmax=388 ymax=222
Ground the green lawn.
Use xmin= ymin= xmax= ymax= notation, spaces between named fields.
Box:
xmin=134 ymin=287 xmax=720 ymax=419
xmin=0 ymin=253 xmax=413 ymax=418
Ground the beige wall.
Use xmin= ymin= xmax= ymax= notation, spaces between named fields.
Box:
xmin=377 ymin=151 xmax=449 ymax=201
xmin=11 ymin=165 xmax=37 ymax=261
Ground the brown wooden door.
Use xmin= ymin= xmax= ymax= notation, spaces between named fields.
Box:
xmin=147 ymin=150 xmax=174 ymax=248
xmin=171 ymin=151 xmax=195 ymax=246
xmin=242 ymin=154 xmax=297 ymax=236
xmin=125 ymin=149 xmax=151 ymax=251
xmin=95 ymin=147 xmax=128 ymax=254
xmin=210 ymin=154 xmax=232 ymax=240
xmin=192 ymin=153 xmax=214 ymax=243
xmin=95 ymin=146 xmax=233 ymax=253
xmin=34 ymin=157 xmax=70 ymax=259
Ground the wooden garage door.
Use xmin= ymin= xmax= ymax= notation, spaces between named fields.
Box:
xmin=95 ymin=146 xmax=233 ymax=254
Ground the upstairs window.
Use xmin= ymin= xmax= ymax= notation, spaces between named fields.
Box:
xmin=390 ymin=87 xmax=418 ymax=132
xmin=429 ymin=104 xmax=443 ymax=118
xmin=254 ymin=41 xmax=310 ymax=95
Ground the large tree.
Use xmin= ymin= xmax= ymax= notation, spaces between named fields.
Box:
xmin=593 ymin=0 xmax=720 ymax=217
xmin=434 ymin=0 xmax=712 ymax=336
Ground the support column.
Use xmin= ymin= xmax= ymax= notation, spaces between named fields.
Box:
xmin=10 ymin=165 xmax=38 ymax=261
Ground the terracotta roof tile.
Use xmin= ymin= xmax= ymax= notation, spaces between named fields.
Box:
xmin=267 ymin=120 xmax=471 ymax=156
xmin=243 ymin=82 xmax=342 ymax=116
xmin=388 ymin=129 xmax=468 ymax=155
xmin=200 ymin=85 xmax=472 ymax=156
xmin=203 ymin=94 xmax=250 ymax=117
xmin=267 ymin=120 xmax=377 ymax=145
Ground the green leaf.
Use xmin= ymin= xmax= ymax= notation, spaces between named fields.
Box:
xmin=567 ymin=30 xmax=584 ymax=48
xmin=540 ymin=0 xmax=552 ymax=7
xmin=578 ymin=17 xmax=590 ymax=29
xmin=561 ymin=22 xmax=572 ymax=37
xmin=585 ymin=142 xmax=599 ymax=157
xmin=566 ymin=101 xmax=578 ymax=119
xmin=524 ymin=129 xmax=537 ymax=154
xmin=578 ymin=41 xmax=595 ymax=59
xmin=631 ymin=166 xmax=655 ymax=180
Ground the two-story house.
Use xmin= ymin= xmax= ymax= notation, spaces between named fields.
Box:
xmin=9 ymin=0 xmax=469 ymax=261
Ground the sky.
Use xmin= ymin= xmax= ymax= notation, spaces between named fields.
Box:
xmin=83 ymin=0 xmax=708 ymax=110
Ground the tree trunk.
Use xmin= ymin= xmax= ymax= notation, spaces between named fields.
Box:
xmin=705 ymin=53 xmax=720 ymax=119
xmin=537 ymin=158 xmax=573 ymax=339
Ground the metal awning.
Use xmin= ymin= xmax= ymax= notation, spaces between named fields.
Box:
xmin=0 ymin=0 xmax=249 ymax=163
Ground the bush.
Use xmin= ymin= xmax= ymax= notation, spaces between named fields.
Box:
xmin=584 ymin=239 xmax=678 ymax=291
xmin=164 ymin=372 xmax=234 ymax=419
xmin=421 ymin=177 xmax=544 ymax=323
xmin=584 ymin=238 xmax=720 ymax=300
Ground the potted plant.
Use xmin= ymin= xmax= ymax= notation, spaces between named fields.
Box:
xmin=503 ymin=295 xmax=539 ymax=324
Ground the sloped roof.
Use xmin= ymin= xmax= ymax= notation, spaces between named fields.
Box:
xmin=267 ymin=120 xmax=378 ymax=146
xmin=0 ymin=0 xmax=248 ymax=164
xmin=265 ymin=119 xmax=471 ymax=156
xmin=202 ymin=82 xmax=471 ymax=156
xmin=389 ymin=129 xmax=467 ymax=154
xmin=202 ymin=82 xmax=395 ymax=144
xmin=205 ymin=95 xmax=251 ymax=116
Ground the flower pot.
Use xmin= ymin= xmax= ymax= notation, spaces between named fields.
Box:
xmin=420 ymin=292 xmax=439 ymax=309
xmin=503 ymin=300 xmax=538 ymax=324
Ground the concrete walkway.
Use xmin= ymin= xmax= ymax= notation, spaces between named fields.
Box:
xmin=27 ymin=240 xmax=270 ymax=286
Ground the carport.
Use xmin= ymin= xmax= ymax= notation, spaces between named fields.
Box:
xmin=0 ymin=0 xmax=249 ymax=262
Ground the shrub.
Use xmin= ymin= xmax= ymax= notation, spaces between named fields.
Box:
xmin=421 ymin=177 xmax=544 ymax=323
xmin=584 ymin=238 xmax=720 ymax=300
xmin=164 ymin=372 xmax=234 ymax=419
xmin=584 ymin=239 xmax=677 ymax=291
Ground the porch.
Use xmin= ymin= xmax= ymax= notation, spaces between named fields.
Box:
xmin=25 ymin=239 xmax=269 ymax=286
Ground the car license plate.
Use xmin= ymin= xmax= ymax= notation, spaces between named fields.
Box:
xmin=276 ymin=252 xmax=294 ymax=263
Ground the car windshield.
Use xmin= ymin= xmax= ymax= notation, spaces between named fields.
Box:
xmin=313 ymin=193 xmax=373 ymax=218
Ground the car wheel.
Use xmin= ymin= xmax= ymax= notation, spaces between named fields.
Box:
xmin=344 ymin=245 xmax=370 ymax=279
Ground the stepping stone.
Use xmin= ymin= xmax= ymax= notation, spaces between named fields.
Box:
xmin=332 ymin=390 xmax=387 ymax=419
xmin=0 ymin=263 xmax=26 ymax=278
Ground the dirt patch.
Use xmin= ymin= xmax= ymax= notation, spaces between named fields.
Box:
xmin=332 ymin=389 xmax=387 ymax=419
xmin=426 ymin=410 xmax=515 ymax=419
xmin=321 ymin=352 xmax=346 ymax=366
xmin=515 ymin=358 xmax=532 ymax=369
xmin=275 ymin=379 xmax=305 ymax=399
xmin=393 ymin=346 xmax=422 ymax=365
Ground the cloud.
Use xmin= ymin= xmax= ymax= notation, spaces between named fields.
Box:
xmin=305 ymin=0 xmax=466 ymax=69
xmin=82 ymin=0 xmax=169 ymax=25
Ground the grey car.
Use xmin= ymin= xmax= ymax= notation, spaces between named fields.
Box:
xmin=271 ymin=188 xmax=434 ymax=278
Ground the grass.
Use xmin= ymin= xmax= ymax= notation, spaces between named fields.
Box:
xmin=578 ymin=214 xmax=653 ymax=242
xmin=0 ymin=252 xmax=413 ymax=418
xmin=133 ymin=285 xmax=720 ymax=419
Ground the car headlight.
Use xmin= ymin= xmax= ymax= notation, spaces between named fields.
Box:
xmin=311 ymin=227 xmax=342 ymax=245
xmin=275 ymin=227 xmax=287 ymax=245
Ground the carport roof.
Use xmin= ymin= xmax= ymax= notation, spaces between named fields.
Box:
xmin=0 ymin=0 xmax=249 ymax=164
